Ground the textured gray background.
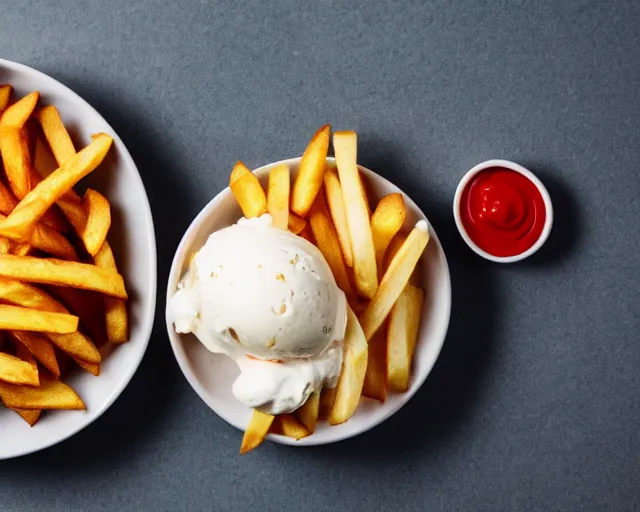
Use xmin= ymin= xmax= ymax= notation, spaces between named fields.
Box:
xmin=1 ymin=0 xmax=639 ymax=511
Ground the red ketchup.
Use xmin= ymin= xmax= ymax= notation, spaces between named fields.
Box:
xmin=459 ymin=167 xmax=546 ymax=257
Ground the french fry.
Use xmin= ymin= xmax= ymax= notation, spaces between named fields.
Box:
xmin=94 ymin=242 xmax=128 ymax=343
xmin=0 ymin=304 xmax=78 ymax=333
xmin=359 ymin=221 xmax=429 ymax=341
xmin=0 ymin=277 xmax=101 ymax=362
xmin=0 ymin=369 xmax=85 ymax=410
xmin=0 ymin=85 xmax=12 ymax=112
xmin=333 ymin=131 xmax=378 ymax=299
xmin=266 ymin=163 xmax=289 ymax=230
xmin=371 ymin=193 xmax=407 ymax=276
xmin=240 ymin=409 xmax=275 ymax=454
xmin=14 ymin=338 xmax=38 ymax=370
xmin=318 ymin=387 xmax=336 ymax=420
xmin=0 ymin=91 xmax=39 ymax=129
xmin=0 ymin=181 xmax=18 ymax=215
xmin=0 ymin=352 xmax=39 ymax=386
xmin=0 ymin=236 xmax=10 ymax=254
xmin=309 ymin=192 xmax=356 ymax=300
xmin=329 ymin=305 xmax=368 ymax=425
xmin=81 ymin=189 xmax=111 ymax=256
xmin=11 ymin=331 xmax=60 ymax=377
xmin=362 ymin=324 xmax=387 ymax=402
xmin=229 ymin=161 xmax=267 ymax=219
xmin=323 ymin=168 xmax=353 ymax=267
xmin=0 ymin=255 xmax=128 ymax=298
xmin=287 ymin=212 xmax=307 ymax=235
xmin=385 ymin=232 xmax=422 ymax=286
xmin=0 ymin=127 xmax=33 ymax=200
xmin=0 ymin=133 xmax=113 ymax=242
xmin=35 ymin=106 xmax=76 ymax=165
xmin=29 ymin=222 xmax=78 ymax=260
xmin=13 ymin=408 xmax=41 ymax=426
xmin=0 ymin=213 xmax=77 ymax=260
xmin=296 ymin=391 xmax=320 ymax=433
xmin=270 ymin=414 xmax=311 ymax=440
xmin=387 ymin=284 xmax=424 ymax=392
xmin=74 ymin=358 xmax=100 ymax=376
xmin=291 ymin=124 xmax=331 ymax=216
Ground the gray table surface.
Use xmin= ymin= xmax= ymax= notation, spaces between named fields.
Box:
xmin=1 ymin=1 xmax=639 ymax=511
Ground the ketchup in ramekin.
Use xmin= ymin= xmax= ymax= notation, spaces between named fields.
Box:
xmin=454 ymin=160 xmax=553 ymax=262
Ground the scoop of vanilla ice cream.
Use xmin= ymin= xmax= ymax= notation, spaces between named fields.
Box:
xmin=172 ymin=214 xmax=347 ymax=361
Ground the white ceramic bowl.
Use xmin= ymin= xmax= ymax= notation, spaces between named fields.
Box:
xmin=166 ymin=157 xmax=451 ymax=446
xmin=453 ymin=159 xmax=554 ymax=263
xmin=0 ymin=59 xmax=156 ymax=459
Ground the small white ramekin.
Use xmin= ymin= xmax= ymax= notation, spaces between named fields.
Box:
xmin=453 ymin=159 xmax=553 ymax=263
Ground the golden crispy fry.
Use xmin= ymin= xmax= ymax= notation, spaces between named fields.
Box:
xmin=266 ymin=163 xmax=289 ymax=230
xmin=387 ymin=284 xmax=424 ymax=392
xmin=309 ymin=192 xmax=356 ymax=300
xmin=0 ymin=255 xmax=127 ymax=298
xmin=287 ymin=212 xmax=307 ymax=235
xmin=0 ymin=276 xmax=68 ymax=312
xmin=329 ymin=306 xmax=368 ymax=425
xmin=27 ymin=170 xmax=70 ymax=235
xmin=81 ymin=189 xmax=111 ymax=256
xmin=13 ymin=408 xmax=41 ymax=426
xmin=0 ymin=91 xmax=39 ymax=128
xmin=11 ymin=331 xmax=60 ymax=377
xmin=14 ymin=339 xmax=37 ymax=368
xmin=0 ymin=133 xmax=113 ymax=242
xmin=0 ymin=304 xmax=78 ymax=333
xmin=371 ymin=193 xmax=407 ymax=275
xmin=0 ymin=276 xmax=101 ymax=363
xmin=0 ymin=127 xmax=33 ymax=200
xmin=74 ymin=357 xmax=100 ymax=376
xmin=94 ymin=242 xmax=128 ymax=342
xmin=323 ymin=168 xmax=353 ymax=267
xmin=0 ymin=369 xmax=85 ymax=410
xmin=385 ymin=233 xmax=422 ymax=286
xmin=0 ymin=85 xmax=12 ymax=112
xmin=240 ymin=409 xmax=275 ymax=454
xmin=333 ymin=131 xmax=378 ymax=299
xmin=0 ymin=213 xmax=77 ymax=260
xmin=35 ymin=106 xmax=76 ymax=165
xmin=0 ymin=180 xmax=18 ymax=215
xmin=358 ymin=168 xmax=372 ymax=216
xmin=291 ymin=125 xmax=331 ymax=216
xmin=296 ymin=391 xmax=320 ymax=433
xmin=0 ymin=236 xmax=10 ymax=254
xmin=318 ymin=387 xmax=336 ymax=420
xmin=10 ymin=241 xmax=30 ymax=256
xmin=30 ymin=222 xmax=78 ymax=260
xmin=229 ymin=161 xmax=267 ymax=219
xmin=0 ymin=352 xmax=39 ymax=386
xmin=362 ymin=323 xmax=388 ymax=402
xmin=359 ymin=221 xmax=429 ymax=341
xmin=270 ymin=414 xmax=311 ymax=440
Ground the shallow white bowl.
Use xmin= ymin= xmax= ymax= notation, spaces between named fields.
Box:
xmin=166 ymin=157 xmax=451 ymax=446
xmin=0 ymin=59 xmax=156 ymax=459
xmin=453 ymin=159 xmax=553 ymax=263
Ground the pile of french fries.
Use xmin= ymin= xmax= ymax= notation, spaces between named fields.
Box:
xmin=0 ymin=86 xmax=129 ymax=427
xmin=227 ymin=125 xmax=430 ymax=453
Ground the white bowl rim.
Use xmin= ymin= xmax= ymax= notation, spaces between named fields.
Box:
xmin=0 ymin=58 xmax=157 ymax=459
xmin=452 ymin=159 xmax=554 ymax=263
xmin=166 ymin=156 xmax=451 ymax=446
